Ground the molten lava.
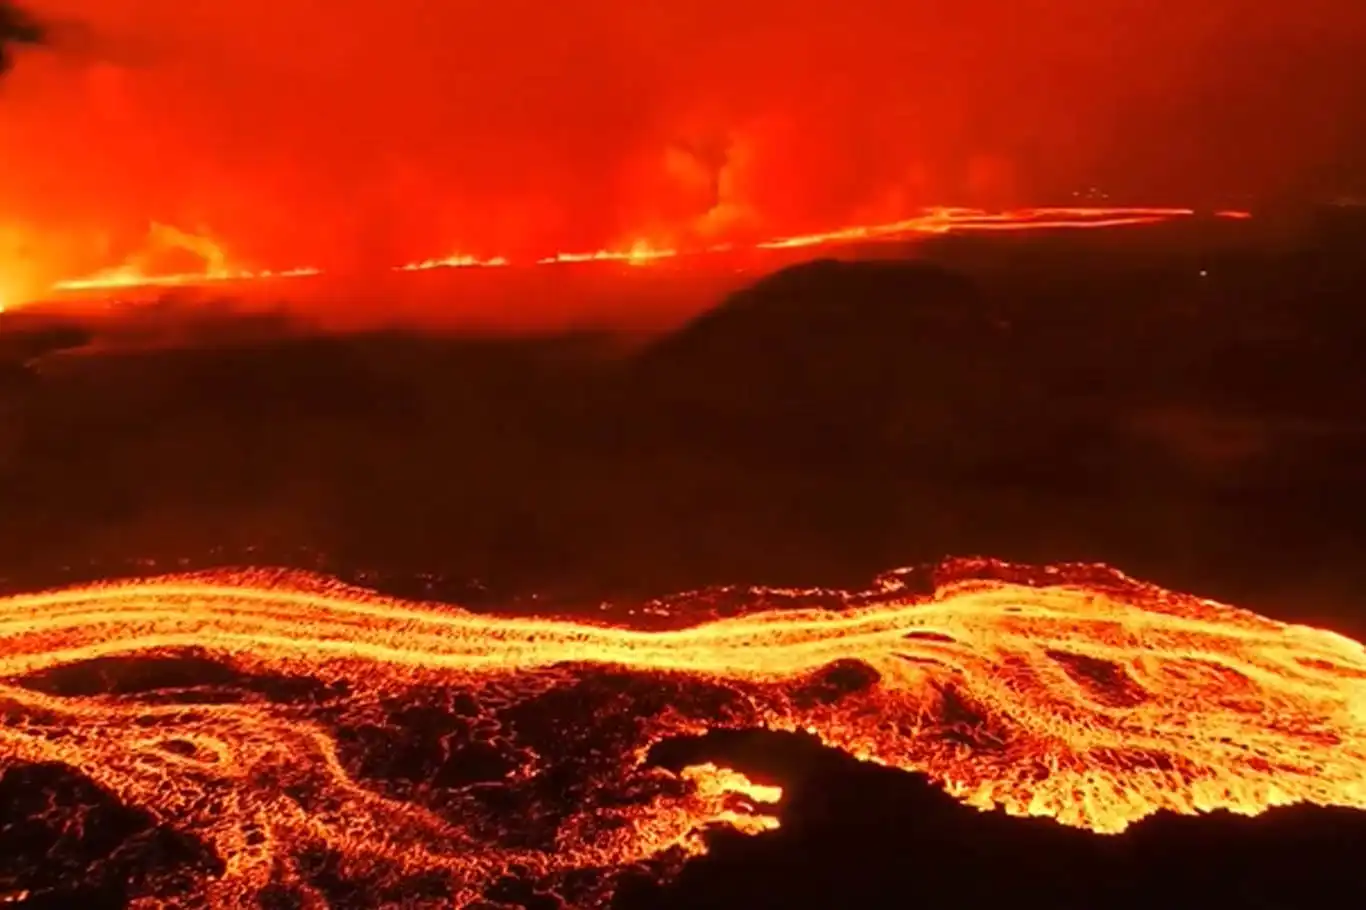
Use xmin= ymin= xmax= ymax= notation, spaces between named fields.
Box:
xmin=0 ymin=557 xmax=1362 ymax=906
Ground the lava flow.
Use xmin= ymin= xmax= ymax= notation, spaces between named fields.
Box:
xmin=2 ymin=557 xmax=1362 ymax=907
xmin=21 ymin=206 xmax=1246 ymax=308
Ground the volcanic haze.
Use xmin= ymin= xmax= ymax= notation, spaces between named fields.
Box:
xmin=1 ymin=0 xmax=1363 ymax=285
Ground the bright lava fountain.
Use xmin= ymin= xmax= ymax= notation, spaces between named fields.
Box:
xmin=2 ymin=557 xmax=1364 ymax=907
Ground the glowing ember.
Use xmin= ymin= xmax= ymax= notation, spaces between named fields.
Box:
xmin=16 ymin=207 xmax=1252 ymax=307
xmin=0 ymin=557 xmax=1362 ymax=906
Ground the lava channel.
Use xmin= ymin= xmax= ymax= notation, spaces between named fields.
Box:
xmin=0 ymin=556 xmax=1362 ymax=907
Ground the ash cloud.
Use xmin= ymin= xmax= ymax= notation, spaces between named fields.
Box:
xmin=1 ymin=0 xmax=1364 ymax=276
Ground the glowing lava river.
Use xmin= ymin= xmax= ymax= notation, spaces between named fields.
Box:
xmin=2 ymin=557 xmax=1364 ymax=907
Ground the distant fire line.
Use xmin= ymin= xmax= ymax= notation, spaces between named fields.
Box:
xmin=29 ymin=206 xmax=1251 ymax=303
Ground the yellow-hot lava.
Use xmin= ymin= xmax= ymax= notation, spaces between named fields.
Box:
xmin=0 ymin=557 xmax=1362 ymax=906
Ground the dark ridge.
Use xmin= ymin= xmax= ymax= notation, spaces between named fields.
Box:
xmin=787 ymin=659 xmax=882 ymax=708
xmin=0 ymin=315 xmax=92 ymax=362
xmin=625 ymin=259 xmax=1004 ymax=464
xmin=902 ymin=630 xmax=956 ymax=643
xmin=635 ymin=259 xmax=991 ymax=380
xmin=15 ymin=651 xmax=349 ymax=703
xmin=1045 ymin=649 xmax=1152 ymax=707
xmin=629 ymin=728 xmax=1366 ymax=910
xmin=159 ymin=738 xmax=200 ymax=757
xmin=644 ymin=259 xmax=989 ymax=359
xmin=17 ymin=652 xmax=245 ymax=696
xmin=891 ymin=653 xmax=954 ymax=668
xmin=933 ymin=683 xmax=1011 ymax=752
xmin=935 ymin=682 xmax=992 ymax=730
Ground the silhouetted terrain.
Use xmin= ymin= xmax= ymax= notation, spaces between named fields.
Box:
xmin=2 ymin=217 xmax=1365 ymax=908
xmin=3 ymin=219 xmax=1363 ymax=630
xmin=627 ymin=259 xmax=1004 ymax=463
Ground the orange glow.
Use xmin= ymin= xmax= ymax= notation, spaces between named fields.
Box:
xmin=1 ymin=557 xmax=1363 ymax=905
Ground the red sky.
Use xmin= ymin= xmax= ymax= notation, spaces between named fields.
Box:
xmin=2 ymin=0 xmax=1363 ymax=276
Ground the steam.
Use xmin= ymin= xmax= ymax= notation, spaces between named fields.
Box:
xmin=1 ymin=1 xmax=1363 ymax=284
